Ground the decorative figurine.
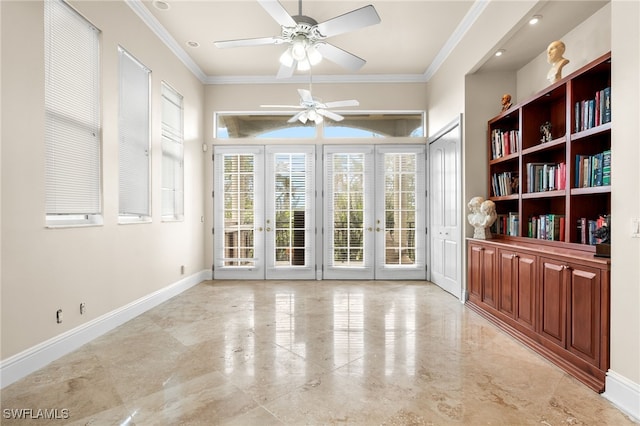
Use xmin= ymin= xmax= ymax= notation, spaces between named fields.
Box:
xmin=467 ymin=196 xmax=498 ymax=239
xmin=546 ymin=40 xmax=569 ymax=84
xmin=501 ymin=93 xmax=512 ymax=112
xmin=540 ymin=121 xmax=552 ymax=143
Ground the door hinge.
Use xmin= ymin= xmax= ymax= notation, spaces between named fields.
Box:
xmin=211 ymin=264 xmax=215 ymax=271
xmin=425 ymin=227 xmax=428 ymax=234
xmin=212 ymin=228 xmax=214 ymax=235
xmin=212 ymin=190 xmax=214 ymax=198
xmin=212 ymin=153 xmax=215 ymax=162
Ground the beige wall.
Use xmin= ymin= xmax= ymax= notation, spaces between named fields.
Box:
xmin=516 ymin=3 xmax=612 ymax=101
xmin=428 ymin=0 xmax=639 ymax=391
xmin=610 ymin=0 xmax=640 ymax=386
xmin=0 ymin=0 xmax=206 ymax=359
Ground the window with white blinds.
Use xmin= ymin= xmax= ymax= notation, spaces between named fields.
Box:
xmin=45 ymin=0 xmax=102 ymax=226
xmin=118 ymin=47 xmax=151 ymax=222
xmin=161 ymin=82 xmax=184 ymax=221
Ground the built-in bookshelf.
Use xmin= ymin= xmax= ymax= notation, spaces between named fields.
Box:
xmin=488 ymin=52 xmax=611 ymax=250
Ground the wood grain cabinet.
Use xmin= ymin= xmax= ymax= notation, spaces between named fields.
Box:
xmin=467 ymin=239 xmax=610 ymax=392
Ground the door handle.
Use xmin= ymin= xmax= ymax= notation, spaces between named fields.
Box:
xmin=257 ymin=227 xmax=263 ymax=232
xmin=367 ymin=227 xmax=373 ymax=232
xmin=266 ymin=227 xmax=272 ymax=232
xmin=376 ymin=227 xmax=381 ymax=232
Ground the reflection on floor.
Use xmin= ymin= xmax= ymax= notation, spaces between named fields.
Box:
xmin=1 ymin=280 xmax=635 ymax=425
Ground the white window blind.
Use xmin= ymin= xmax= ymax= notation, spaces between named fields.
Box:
xmin=161 ymin=82 xmax=184 ymax=221
xmin=45 ymin=0 xmax=101 ymax=224
xmin=118 ymin=47 xmax=151 ymax=222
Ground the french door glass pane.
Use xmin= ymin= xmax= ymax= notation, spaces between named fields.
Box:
xmin=332 ymin=153 xmax=366 ymax=266
xmin=274 ymin=153 xmax=307 ymax=266
xmin=223 ymin=154 xmax=255 ymax=266
xmin=384 ymin=153 xmax=417 ymax=265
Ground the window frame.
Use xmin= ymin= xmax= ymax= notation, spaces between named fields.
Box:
xmin=161 ymin=81 xmax=185 ymax=222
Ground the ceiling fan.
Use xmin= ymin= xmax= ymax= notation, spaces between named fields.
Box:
xmin=261 ymin=88 xmax=359 ymax=124
xmin=214 ymin=0 xmax=381 ymax=78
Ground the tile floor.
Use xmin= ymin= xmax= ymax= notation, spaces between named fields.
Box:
xmin=1 ymin=280 xmax=636 ymax=425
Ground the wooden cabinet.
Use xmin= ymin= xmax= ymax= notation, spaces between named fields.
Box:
xmin=468 ymin=241 xmax=497 ymax=308
xmin=467 ymin=238 xmax=610 ymax=392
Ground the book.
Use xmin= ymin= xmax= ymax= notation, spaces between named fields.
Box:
xmin=602 ymin=149 xmax=611 ymax=185
xmin=603 ymin=86 xmax=611 ymax=124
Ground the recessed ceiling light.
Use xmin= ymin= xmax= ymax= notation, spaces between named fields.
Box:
xmin=186 ymin=41 xmax=200 ymax=48
xmin=153 ymin=1 xmax=170 ymax=11
xmin=529 ymin=15 xmax=542 ymax=25
xmin=495 ymin=49 xmax=505 ymax=57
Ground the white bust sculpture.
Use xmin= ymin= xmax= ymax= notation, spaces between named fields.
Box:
xmin=468 ymin=196 xmax=498 ymax=239
xmin=546 ymin=40 xmax=569 ymax=84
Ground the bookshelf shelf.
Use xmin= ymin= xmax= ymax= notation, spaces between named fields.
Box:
xmin=522 ymin=189 xmax=565 ymax=199
xmin=571 ymin=185 xmax=611 ymax=196
xmin=521 ymin=136 xmax=566 ymax=156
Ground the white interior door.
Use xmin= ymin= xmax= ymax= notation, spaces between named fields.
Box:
xmin=428 ymin=118 xmax=462 ymax=299
xmin=213 ymin=146 xmax=265 ymax=279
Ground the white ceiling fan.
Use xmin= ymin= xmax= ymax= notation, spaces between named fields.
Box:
xmin=261 ymin=88 xmax=359 ymax=124
xmin=214 ymin=0 xmax=381 ymax=78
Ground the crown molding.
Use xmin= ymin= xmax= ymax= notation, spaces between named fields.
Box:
xmin=423 ymin=0 xmax=490 ymax=81
xmin=204 ymin=73 xmax=427 ymax=85
xmin=125 ymin=0 xmax=208 ymax=83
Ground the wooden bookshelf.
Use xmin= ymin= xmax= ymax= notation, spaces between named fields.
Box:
xmin=468 ymin=52 xmax=611 ymax=393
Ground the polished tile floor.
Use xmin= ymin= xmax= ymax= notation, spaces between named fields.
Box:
xmin=1 ymin=280 xmax=635 ymax=425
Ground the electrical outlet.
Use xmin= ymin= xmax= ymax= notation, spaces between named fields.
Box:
xmin=632 ymin=218 xmax=640 ymax=238
xmin=56 ymin=309 xmax=63 ymax=324
xmin=80 ymin=302 xmax=86 ymax=315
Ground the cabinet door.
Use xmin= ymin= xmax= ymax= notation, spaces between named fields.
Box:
xmin=540 ymin=258 xmax=567 ymax=347
xmin=515 ymin=253 xmax=537 ymax=332
xmin=568 ymin=264 xmax=601 ymax=365
xmin=497 ymin=250 xmax=517 ymax=318
xmin=468 ymin=244 xmax=484 ymax=302
xmin=481 ymin=245 xmax=497 ymax=309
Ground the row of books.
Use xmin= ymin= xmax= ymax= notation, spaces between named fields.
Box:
xmin=490 ymin=212 xmax=519 ymax=236
xmin=490 ymin=129 xmax=519 ymax=159
xmin=491 ymin=171 xmax=519 ymax=197
xmin=526 ymin=162 xmax=566 ymax=193
xmin=527 ymin=214 xmax=565 ymax=241
xmin=574 ymin=87 xmax=611 ymax=133
xmin=574 ymin=149 xmax=611 ymax=188
xmin=577 ymin=216 xmax=607 ymax=245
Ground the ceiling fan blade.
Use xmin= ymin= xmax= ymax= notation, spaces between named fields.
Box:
xmin=315 ymin=5 xmax=381 ymax=38
xmin=260 ymin=105 xmax=304 ymax=108
xmin=317 ymin=108 xmax=345 ymax=122
xmin=258 ymin=0 xmax=297 ymax=27
xmin=315 ymin=43 xmax=366 ymax=71
xmin=324 ymin=99 xmax=359 ymax=108
xmin=214 ymin=36 xmax=282 ymax=49
xmin=288 ymin=111 xmax=306 ymax=123
xmin=297 ymin=89 xmax=314 ymax=104
xmin=276 ymin=61 xmax=295 ymax=79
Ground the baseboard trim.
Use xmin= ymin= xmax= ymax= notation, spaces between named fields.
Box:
xmin=0 ymin=270 xmax=209 ymax=389
xmin=603 ymin=369 xmax=640 ymax=422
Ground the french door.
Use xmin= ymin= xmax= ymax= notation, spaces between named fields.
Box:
xmin=213 ymin=144 xmax=425 ymax=280
xmin=213 ymin=145 xmax=316 ymax=279
xmin=323 ymin=145 xmax=426 ymax=280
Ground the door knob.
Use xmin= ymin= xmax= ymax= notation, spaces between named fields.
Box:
xmin=367 ymin=227 xmax=373 ymax=232
xmin=266 ymin=227 xmax=272 ymax=232
xmin=257 ymin=227 xmax=263 ymax=232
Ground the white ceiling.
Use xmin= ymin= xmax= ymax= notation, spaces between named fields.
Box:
xmin=131 ymin=0 xmax=609 ymax=84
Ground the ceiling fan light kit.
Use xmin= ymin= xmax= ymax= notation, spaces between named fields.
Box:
xmin=214 ymin=0 xmax=381 ymax=77
xmin=215 ymin=0 xmax=373 ymax=123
